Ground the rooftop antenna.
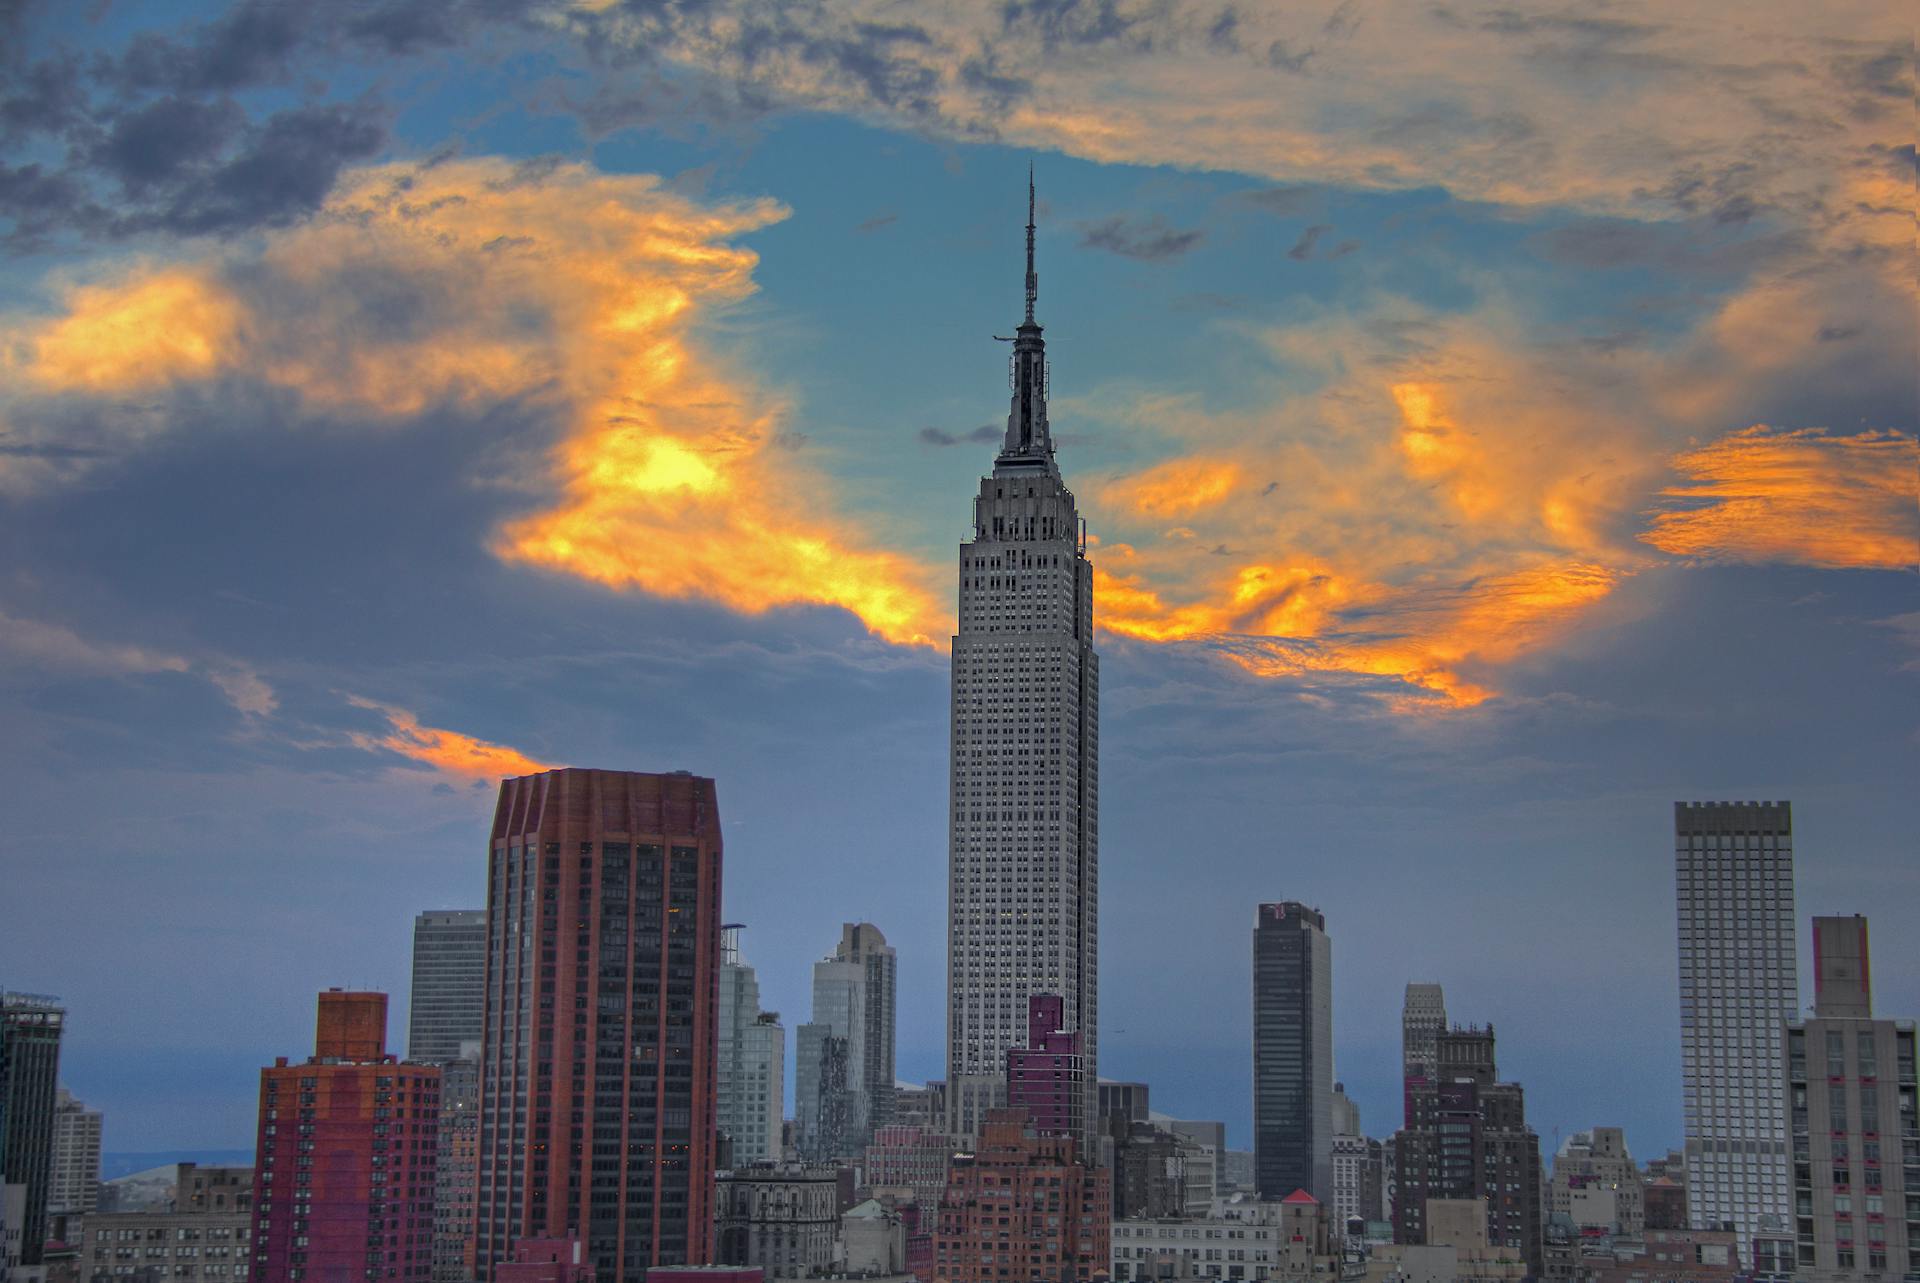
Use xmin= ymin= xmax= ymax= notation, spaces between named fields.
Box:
xmin=1024 ymin=161 xmax=1038 ymax=326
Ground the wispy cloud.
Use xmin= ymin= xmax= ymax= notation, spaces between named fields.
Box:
xmin=1642 ymin=427 xmax=1918 ymax=570
xmin=1078 ymin=213 xmax=1203 ymax=261
xmin=919 ymin=424 xmax=1000 ymax=447
xmin=0 ymin=610 xmax=190 ymax=676
xmin=346 ymin=696 xmax=554 ymax=780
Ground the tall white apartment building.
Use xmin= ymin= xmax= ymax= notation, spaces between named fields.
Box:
xmin=1675 ymin=800 xmax=1798 ymax=1262
xmin=946 ymin=177 xmax=1100 ymax=1150
xmin=717 ymin=928 xmax=784 ymax=1167
xmin=835 ymin=923 xmax=897 ymax=1133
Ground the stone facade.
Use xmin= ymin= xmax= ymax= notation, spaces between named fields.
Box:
xmin=714 ymin=1167 xmax=838 ymax=1280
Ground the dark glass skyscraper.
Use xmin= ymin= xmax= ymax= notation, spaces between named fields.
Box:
xmin=1252 ymin=903 xmax=1331 ymax=1202
xmin=475 ymin=769 xmax=722 ymax=1283
xmin=0 ymin=992 xmax=65 ymax=1268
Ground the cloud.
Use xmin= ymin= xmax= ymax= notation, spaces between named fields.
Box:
xmin=0 ymin=0 xmax=516 ymax=245
xmin=1104 ymin=457 xmax=1243 ymax=519
xmin=0 ymin=611 xmax=191 ymax=677
xmin=209 ymin=666 xmax=278 ymax=717
xmin=1078 ymin=212 xmax=1204 ymax=261
xmin=1641 ymin=428 xmax=1918 ymax=571
xmin=918 ymin=424 xmax=1000 ymax=447
xmin=346 ymin=695 xmax=554 ymax=780
xmin=1286 ymin=224 xmax=1328 ymax=260
xmin=563 ymin=0 xmax=1906 ymax=276
xmin=3 ymin=156 xmax=946 ymax=647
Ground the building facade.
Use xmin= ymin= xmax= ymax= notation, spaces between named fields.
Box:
xmin=475 ymin=769 xmax=724 ymax=1283
xmin=1 ymin=993 xmax=66 ymax=1269
xmin=1253 ymin=904 xmax=1332 ymax=1202
xmin=1550 ymin=1128 xmax=1644 ymax=1235
xmin=1112 ymin=1193 xmax=1340 ymax=1283
xmin=1785 ymin=914 xmax=1916 ymax=1281
xmin=1393 ymin=1026 xmax=1543 ymax=1274
xmin=946 ymin=180 xmax=1100 ymax=1151
xmin=430 ymin=1056 xmax=478 ymax=1283
xmin=932 ymin=1110 xmax=1108 ymax=1283
xmin=713 ymin=1167 xmax=838 ymax=1280
xmin=85 ymin=1165 xmax=252 ymax=1283
xmin=1402 ymin=985 xmax=1446 ymax=1131
xmin=717 ymin=930 xmax=784 ymax=1170
xmin=835 ymin=925 xmax=897 ymax=1136
xmin=249 ymin=990 xmax=440 ymax=1283
xmin=1330 ymin=1134 xmax=1384 ymax=1228
xmin=807 ymin=952 xmax=868 ymax=1151
xmin=862 ymin=1126 xmax=953 ymax=1216
xmin=408 ymin=911 xmax=487 ymax=1067
xmin=793 ymin=1027 xmax=853 ymax=1164
xmin=1006 ymin=996 xmax=1083 ymax=1141
xmin=48 ymin=1090 xmax=101 ymax=1218
xmin=1675 ymin=800 xmax=1797 ymax=1262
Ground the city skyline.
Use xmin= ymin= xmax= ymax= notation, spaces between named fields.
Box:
xmin=0 ymin=0 xmax=1913 ymax=1195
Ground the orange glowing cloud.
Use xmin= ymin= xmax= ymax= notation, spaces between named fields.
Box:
xmin=6 ymin=158 xmax=946 ymax=646
xmin=18 ymin=269 xmax=239 ymax=393
xmin=348 ymin=697 xmax=555 ymax=780
xmin=1642 ymin=427 xmax=1919 ymax=570
xmin=1104 ymin=457 xmax=1243 ymax=519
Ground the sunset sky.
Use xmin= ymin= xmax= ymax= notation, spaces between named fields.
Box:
xmin=1 ymin=0 xmax=1913 ymax=1160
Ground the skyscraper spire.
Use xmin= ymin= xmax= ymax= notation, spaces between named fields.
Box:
xmin=1025 ymin=163 xmax=1038 ymax=326
xmin=1000 ymin=167 xmax=1053 ymax=469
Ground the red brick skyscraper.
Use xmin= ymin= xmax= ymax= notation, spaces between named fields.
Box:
xmin=475 ymin=769 xmax=722 ymax=1283
xmin=250 ymin=990 xmax=441 ymax=1283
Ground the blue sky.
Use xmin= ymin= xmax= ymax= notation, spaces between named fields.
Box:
xmin=0 ymin=0 xmax=1913 ymax=1160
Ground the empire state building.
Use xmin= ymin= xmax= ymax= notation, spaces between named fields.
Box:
xmin=946 ymin=178 xmax=1099 ymax=1151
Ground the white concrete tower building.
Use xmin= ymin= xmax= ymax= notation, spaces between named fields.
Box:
xmin=718 ymin=927 xmax=784 ymax=1167
xmin=1675 ymin=800 xmax=1799 ymax=1263
xmin=837 ymin=923 xmax=897 ymax=1132
xmin=946 ymin=174 xmax=1099 ymax=1151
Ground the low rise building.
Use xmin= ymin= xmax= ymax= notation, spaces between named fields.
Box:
xmin=495 ymin=1238 xmax=593 ymax=1283
xmin=840 ymin=1200 xmax=905 ymax=1275
xmin=1550 ymin=1129 xmax=1644 ymax=1236
xmin=714 ymin=1166 xmax=839 ymax=1279
xmin=1112 ymin=1192 xmax=1341 ymax=1282
xmin=82 ymin=1164 xmax=252 ymax=1283
xmin=1363 ymin=1199 xmax=1528 ymax=1283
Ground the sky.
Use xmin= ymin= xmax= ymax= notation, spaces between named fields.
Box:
xmin=0 ymin=0 xmax=1914 ymax=1162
